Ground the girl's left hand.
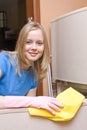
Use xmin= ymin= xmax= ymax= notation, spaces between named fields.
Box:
xmin=30 ymin=96 xmax=64 ymax=115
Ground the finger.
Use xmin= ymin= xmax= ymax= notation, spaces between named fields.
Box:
xmin=44 ymin=106 xmax=56 ymax=115
xmin=48 ymin=102 xmax=61 ymax=112
xmin=51 ymin=98 xmax=64 ymax=107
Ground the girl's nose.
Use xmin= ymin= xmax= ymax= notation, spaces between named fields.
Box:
xmin=32 ymin=43 xmax=37 ymax=49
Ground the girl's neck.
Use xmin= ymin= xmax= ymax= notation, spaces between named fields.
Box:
xmin=21 ymin=61 xmax=32 ymax=71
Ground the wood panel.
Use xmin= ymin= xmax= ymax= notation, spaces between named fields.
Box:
xmin=25 ymin=0 xmax=40 ymax=22
xmin=26 ymin=0 xmax=42 ymax=95
xmin=26 ymin=0 xmax=34 ymax=20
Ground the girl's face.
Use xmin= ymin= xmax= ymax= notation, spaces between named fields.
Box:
xmin=23 ymin=29 xmax=44 ymax=65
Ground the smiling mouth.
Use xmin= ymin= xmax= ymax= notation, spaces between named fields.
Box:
xmin=29 ymin=53 xmax=38 ymax=57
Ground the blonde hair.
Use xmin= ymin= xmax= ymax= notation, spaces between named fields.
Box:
xmin=15 ymin=21 xmax=50 ymax=80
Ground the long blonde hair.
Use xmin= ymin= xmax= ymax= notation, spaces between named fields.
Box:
xmin=15 ymin=21 xmax=50 ymax=80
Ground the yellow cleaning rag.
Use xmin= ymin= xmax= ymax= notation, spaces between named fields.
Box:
xmin=28 ymin=87 xmax=85 ymax=121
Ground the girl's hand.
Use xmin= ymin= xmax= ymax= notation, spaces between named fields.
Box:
xmin=30 ymin=96 xmax=64 ymax=115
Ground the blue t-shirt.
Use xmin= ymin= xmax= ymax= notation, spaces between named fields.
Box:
xmin=0 ymin=52 xmax=38 ymax=96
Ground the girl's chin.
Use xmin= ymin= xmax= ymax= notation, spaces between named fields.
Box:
xmin=28 ymin=55 xmax=41 ymax=61
xmin=28 ymin=57 xmax=38 ymax=62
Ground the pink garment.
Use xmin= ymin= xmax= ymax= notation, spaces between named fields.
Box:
xmin=4 ymin=96 xmax=63 ymax=115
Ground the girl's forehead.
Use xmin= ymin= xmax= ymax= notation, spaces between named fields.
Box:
xmin=26 ymin=29 xmax=44 ymax=41
xmin=28 ymin=29 xmax=43 ymax=36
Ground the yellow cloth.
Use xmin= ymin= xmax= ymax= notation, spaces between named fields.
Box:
xmin=28 ymin=87 xmax=85 ymax=121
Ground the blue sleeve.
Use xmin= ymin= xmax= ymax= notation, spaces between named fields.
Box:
xmin=0 ymin=52 xmax=7 ymax=75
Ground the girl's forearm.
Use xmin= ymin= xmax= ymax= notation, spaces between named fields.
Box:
xmin=4 ymin=96 xmax=35 ymax=108
xmin=0 ymin=96 xmax=63 ymax=115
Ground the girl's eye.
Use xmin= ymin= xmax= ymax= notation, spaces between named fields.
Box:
xmin=37 ymin=42 xmax=43 ymax=46
xmin=26 ymin=41 xmax=32 ymax=44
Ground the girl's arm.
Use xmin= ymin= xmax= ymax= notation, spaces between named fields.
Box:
xmin=0 ymin=95 xmax=64 ymax=115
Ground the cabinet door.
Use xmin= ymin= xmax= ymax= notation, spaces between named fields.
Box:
xmin=26 ymin=0 xmax=40 ymax=22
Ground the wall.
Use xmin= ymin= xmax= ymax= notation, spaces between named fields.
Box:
xmin=39 ymin=0 xmax=87 ymax=95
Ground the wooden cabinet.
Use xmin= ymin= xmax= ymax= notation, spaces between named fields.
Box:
xmin=26 ymin=0 xmax=40 ymax=22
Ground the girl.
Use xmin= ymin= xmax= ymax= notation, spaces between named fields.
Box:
xmin=0 ymin=21 xmax=63 ymax=115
